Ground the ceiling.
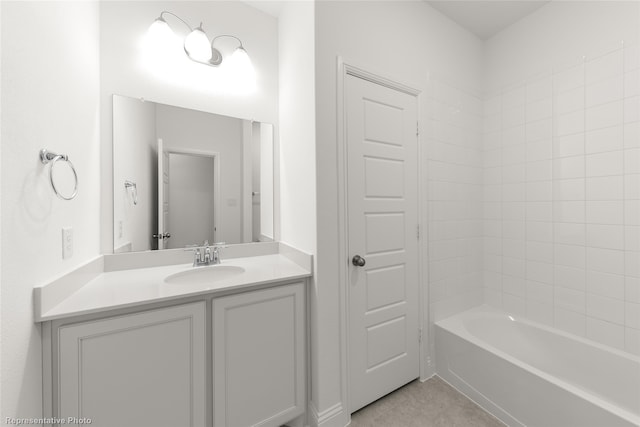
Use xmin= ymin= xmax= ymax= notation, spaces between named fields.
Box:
xmin=243 ymin=1 xmax=284 ymax=18
xmin=427 ymin=1 xmax=550 ymax=40
xmin=245 ymin=0 xmax=551 ymax=40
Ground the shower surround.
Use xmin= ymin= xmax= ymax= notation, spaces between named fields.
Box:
xmin=480 ymin=1 xmax=639 ymax=355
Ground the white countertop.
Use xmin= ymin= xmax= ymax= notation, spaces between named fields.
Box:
xmin=37 ymin=253 xmax=311 ymax=322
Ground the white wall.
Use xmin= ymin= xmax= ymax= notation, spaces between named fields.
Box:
xmin=100 ymin=0 xmax=279 ymax=253
xmin=113 ymin=96 xmax=157 ymax=252
xmin=1 ymin=1 xmax=101 ymax=421
xmin=277 ymin=1 xmax=318 ymax=422
xmin=313 ymin=1 xmax=483 ymax=424
xmin=482 ymin=1 xmax=640 ymax=354
xmin=279 ymin=1 xmax=316 ymax=255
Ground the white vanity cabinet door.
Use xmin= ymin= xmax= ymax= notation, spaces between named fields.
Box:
xmin=213 ymin=282 xmax=305 ymax=427
xmin=57 ymin=302 xmax=206 ymax=427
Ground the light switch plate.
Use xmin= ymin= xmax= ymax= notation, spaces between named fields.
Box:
xmin=62 ymin=227 xmax=73 ymax=259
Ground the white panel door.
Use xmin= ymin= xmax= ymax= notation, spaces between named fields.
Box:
xmin=58 ymin=302 xmax=206 ymax=427
xmin=213 ymin=283 xmax=305 ymax=427
xmin=346 ymin=75 xmax=420 ymax=412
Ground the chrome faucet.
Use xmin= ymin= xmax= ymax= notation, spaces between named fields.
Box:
xmin=188 ymin=241 xmax=226 ymax=267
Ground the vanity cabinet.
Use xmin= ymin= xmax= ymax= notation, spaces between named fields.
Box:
xmin=56 ymin=302 xmax=206 ymax=427
xmin=46 ymin=281 xmax=307 ymax=427
xmin=213 ymin=282 xmax=306 ymax=427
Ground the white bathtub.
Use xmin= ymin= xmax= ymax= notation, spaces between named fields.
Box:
xmin=435 ymin=305 xmax=640 ymax=427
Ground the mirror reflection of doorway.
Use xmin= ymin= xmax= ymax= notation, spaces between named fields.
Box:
xmin=166 ymin=152 xmax=217 ymax=249
xmin=113 ymin=95 xmax=275 ymax=252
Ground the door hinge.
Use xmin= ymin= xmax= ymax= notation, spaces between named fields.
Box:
xmin=416 ymin=224 xmax=420 ymax=239
xmin=416 ymin=121 xmax=419 ymax=136
xmin=418 ymin=328 xmax=423 ymax=343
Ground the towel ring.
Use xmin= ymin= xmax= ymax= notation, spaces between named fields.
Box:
xmin=40 ymin=149 xmax=78 ymax=200
xmin=124 ymin=180 xmax=138 ymax=205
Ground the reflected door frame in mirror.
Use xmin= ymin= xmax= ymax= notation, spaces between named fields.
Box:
xmin=159 ymin=145 xmax=221 ymax=250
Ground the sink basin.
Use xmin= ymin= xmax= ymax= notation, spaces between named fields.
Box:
xmin=165 ymin=265 xmax=245 ymax=285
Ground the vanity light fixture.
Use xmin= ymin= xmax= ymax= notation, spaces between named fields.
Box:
xmin=148 ymin=11 xmax=253 ymax=71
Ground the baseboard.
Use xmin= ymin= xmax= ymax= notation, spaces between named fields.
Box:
xmin=309 ymin=401 xmax=348 ymax=427
xmin=421 ymin=353 xmax=436 ymax=380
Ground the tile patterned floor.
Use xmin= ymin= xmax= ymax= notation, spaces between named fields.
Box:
xmin=349 ymin=376 xmax=505 ymax=427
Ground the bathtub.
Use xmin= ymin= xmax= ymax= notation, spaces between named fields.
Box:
xmin=435 ymin=305 xmax=640 ymax=427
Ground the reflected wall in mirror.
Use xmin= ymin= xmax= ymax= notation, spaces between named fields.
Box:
xmin=113 ymin=95 xmax=274 ymax=253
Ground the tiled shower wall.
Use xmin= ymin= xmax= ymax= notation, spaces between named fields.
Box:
xmin=482 ymin=43 xmax=640 ymax=354
xmin=427 ymin=80 xmax=484 ymax=322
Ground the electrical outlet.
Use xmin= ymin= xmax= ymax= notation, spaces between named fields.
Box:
xmin=118 ymin=220 xmax=123 ymax=239
xmin=62 ymin=227 xmax=73 ymax=259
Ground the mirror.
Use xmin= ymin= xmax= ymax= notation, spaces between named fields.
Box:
xmin=113 ymin=95 xmax=274 ymax=253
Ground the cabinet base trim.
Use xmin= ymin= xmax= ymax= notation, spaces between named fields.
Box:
xmin=310 ymin=401 xmax=346 ymax=427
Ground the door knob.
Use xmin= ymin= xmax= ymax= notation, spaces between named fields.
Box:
xmin=352 ymin=255 xmax=366 ymax=267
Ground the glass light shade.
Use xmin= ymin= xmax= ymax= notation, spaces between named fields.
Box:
xmin=223 ymin=46 xmax=256 ymax=93
xmin=147 ymin=18 xmax=173 ymax=43
xmin=229 ymin=47 xmax=255 ymax=78
xmin=184 ymin=28 xmax=212 ymax=62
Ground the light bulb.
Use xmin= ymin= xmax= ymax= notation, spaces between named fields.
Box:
xmin=147 ymin=17 xmax=173 ymax=44
xmin=222 ymin=46 xmax=256 ymax=93
xmin=229 ymin=47 xmax=255 ymax=79
xmin=184 ymin=27 xmax=212 ymax=62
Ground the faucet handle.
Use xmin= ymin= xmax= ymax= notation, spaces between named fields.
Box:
xmin=212 ymin=242 xmax=227 ymax=256
xmin=211 ymin=242 xmax=226 ymax=264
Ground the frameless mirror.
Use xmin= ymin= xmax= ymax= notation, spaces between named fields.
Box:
xmin=113 ymin=94 xmax=274 ymax=253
